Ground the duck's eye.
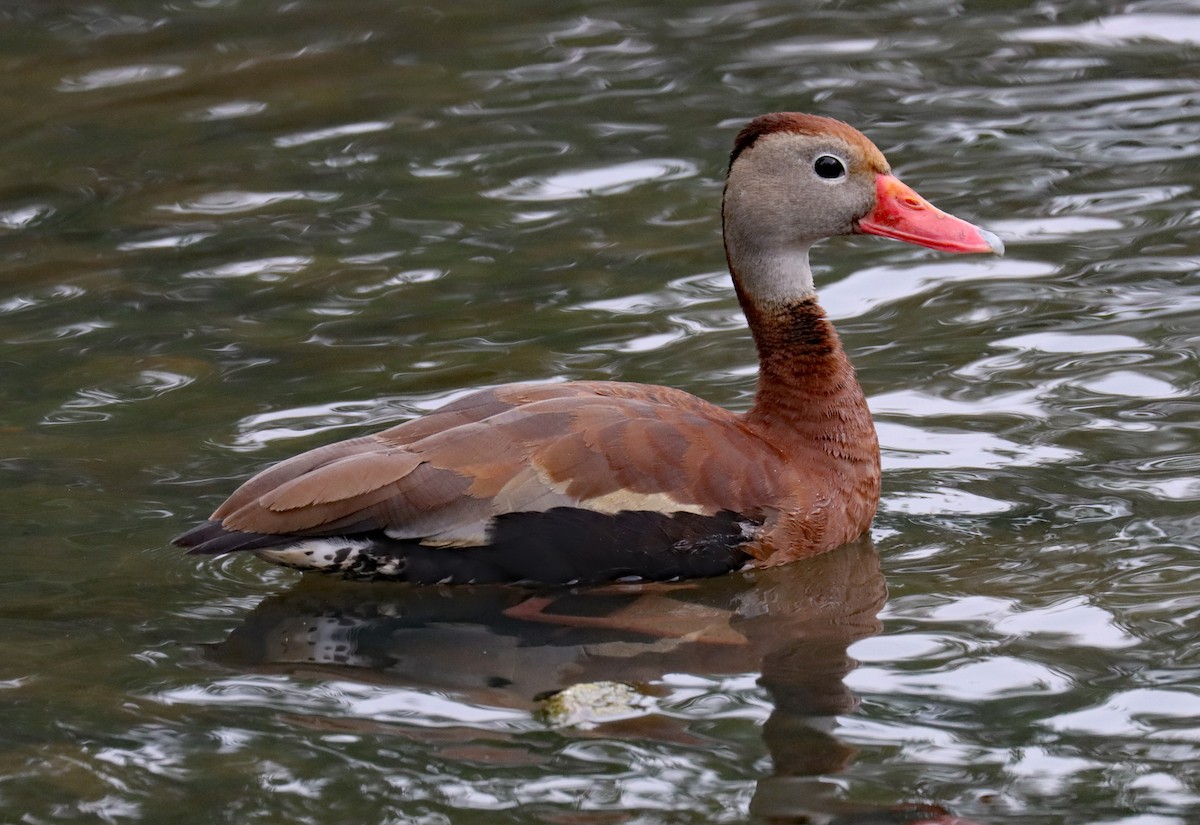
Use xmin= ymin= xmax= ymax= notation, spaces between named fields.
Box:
xmin=814 ymin=155 xmax=846 ymax=180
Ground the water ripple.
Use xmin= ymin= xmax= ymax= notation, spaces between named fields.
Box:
xmin=486 ymin=158 xmax=699 ymax=202
xmin=57 ymin=63 xmax=184 ymax=92
xmin=161 ymin=191 xmax=340 ymax=215
xmin=1046 ymin=688 xmax=1200 ymax=739
xmin=181 ymin=256 xmax=314 ymax=282
xmin=274 ymin=120 xmax=393 ymax=149
xmin=1011 ymin=14 xmax=1200 ymax=47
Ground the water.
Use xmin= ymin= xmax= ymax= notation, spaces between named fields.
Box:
xmin=2 ymin=1 xmax=1199 ymax=822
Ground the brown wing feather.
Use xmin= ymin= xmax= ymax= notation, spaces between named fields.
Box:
xmin=206 ymin=381 xmax=798 ymax=545
xmin=211 ymin=437 xmax=381 ymax=520
xmin=259 ymin=450 xmax=423 ymax=511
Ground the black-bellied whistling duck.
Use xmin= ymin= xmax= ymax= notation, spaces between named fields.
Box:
xmin=176 ymin=113 xmax=1003 ymax=584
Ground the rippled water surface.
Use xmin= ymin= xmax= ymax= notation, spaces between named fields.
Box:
xmin=2 ymin=1 xmax=1199 ymax=823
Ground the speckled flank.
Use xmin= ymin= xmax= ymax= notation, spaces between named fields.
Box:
xmin=255 ymin=538 xmax=405 ymax=578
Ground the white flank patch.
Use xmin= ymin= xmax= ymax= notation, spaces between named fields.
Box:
xmin=255 ymin=538 xmax=373 ymax=571
xmin=579 ymin=489 xmax=710 ymax=516
xmin=528 ymin=460 xmax=711 ymax=517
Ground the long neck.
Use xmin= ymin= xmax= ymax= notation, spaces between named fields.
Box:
xmin=737 ymin=285 xmax=867 ymax=433
xmin=721 ymin=184 xmax=877 ymax=461
xmin=736 ymin=282 xmax=881 ymax=541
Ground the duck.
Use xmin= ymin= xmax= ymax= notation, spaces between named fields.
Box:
xmin=175 ymin=112 xmax=1003 ymax=585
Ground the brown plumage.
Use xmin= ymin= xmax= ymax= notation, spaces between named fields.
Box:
xmin=175 ymin=112 xmax=1003 ymax=584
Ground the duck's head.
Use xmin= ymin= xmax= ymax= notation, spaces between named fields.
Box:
xmin=722 ymin=112 xmax=1003 ymax=305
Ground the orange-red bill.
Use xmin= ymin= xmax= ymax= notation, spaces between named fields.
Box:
xmin=857 ymin=174 xmax=1004 ymax=255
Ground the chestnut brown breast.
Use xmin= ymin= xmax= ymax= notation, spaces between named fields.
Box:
xmin=174 ymin=112 xmax=1002 ymax=584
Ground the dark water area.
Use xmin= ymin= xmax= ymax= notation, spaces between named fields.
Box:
xmin=2 ymin=1 xmax=1199 ymax=823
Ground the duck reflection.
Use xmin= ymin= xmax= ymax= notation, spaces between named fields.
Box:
xmin=211 ymin=538 xmax=975 ymax=824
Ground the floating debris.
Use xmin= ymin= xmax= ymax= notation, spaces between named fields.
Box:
xmin=537 ymin=681 xmax=653 ymax=728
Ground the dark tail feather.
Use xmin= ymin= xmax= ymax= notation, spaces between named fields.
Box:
xmin=173 ymin=520 xmax=291 ymax=556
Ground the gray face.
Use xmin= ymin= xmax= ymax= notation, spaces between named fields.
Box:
xmin=722 ymin=131 xmax=880 ymax=305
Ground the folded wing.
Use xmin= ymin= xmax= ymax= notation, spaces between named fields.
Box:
xmin=176 ymin=381 xmax=794 ymax=559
